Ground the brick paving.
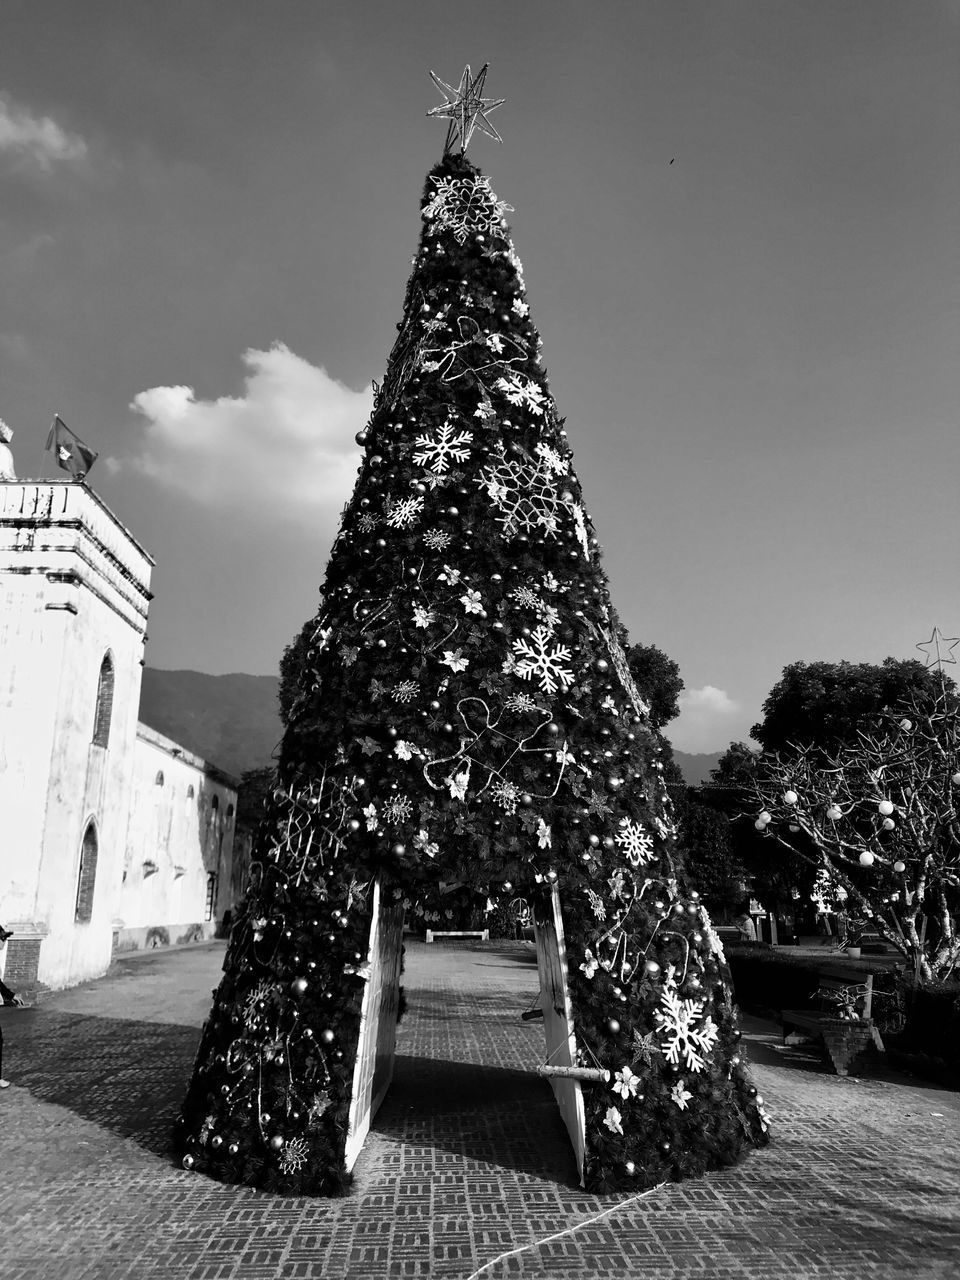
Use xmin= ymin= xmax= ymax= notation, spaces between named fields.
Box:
xmin=1 ymin=938 xmax=958 ymax=1279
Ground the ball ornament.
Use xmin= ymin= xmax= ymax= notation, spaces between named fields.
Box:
xmin=859 ymin=852 xmax=875 ymax=867
xmin=783 ymin=789 xmax=798 ymax=805
xmin=878 ymin=799 xmax=894 ymax=816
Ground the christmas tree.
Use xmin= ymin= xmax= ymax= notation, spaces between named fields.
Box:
xmin=175 ymin=66 xmax=769 ymax=1195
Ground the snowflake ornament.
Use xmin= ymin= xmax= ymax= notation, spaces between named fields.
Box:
xmin=357 ymin=513 xmax=379 ymax=533
xmin=616 ymin=818 xmax=655 ymax=868
xmin=243 ymin=979 xmax=277 ymax=1021
xmin=413 ymin=420 xmax=473 ymax=474
xmin=382 ymin=795 xmax=413 ymax=825
xmin=495 ymin=372 xmax=546 ymax=415
xmin=476 ymin=446 xmax=566 ymax=538
xmin=421 ymin=174 xmax=513 ymax=245
xmin=392 ymin=680 xmax=419 ymax=703
xmin=504 ymin=692 xmax=539 ymax=714
xmin=385 ymin=495 xmax=424 ymax=529
xmin=490 ymin=778 xmax=520 ymax=813
xmin=512 ymin=627 xmax=575 ymax=694
xmin=511 ymin=585 xmax=542 ymax=611
xmin=423 ymin=528 xmax=452 ymax=551
xmin=535 ymin=443 xmax=567 ymax=475
xmin=654 ymin=989 xmax=720 ymax=1073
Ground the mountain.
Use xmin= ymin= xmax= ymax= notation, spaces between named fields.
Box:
xmin=671 ymin=750 xmax=722 ymax=787
xmin=138 ymin=669 xmax=282 ymax=779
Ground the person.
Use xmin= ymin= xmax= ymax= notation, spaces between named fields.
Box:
xmin=0 ymin=925 xmax=26 ymax=1090
xmin=733 ymin=909 xmax=757 ymax=943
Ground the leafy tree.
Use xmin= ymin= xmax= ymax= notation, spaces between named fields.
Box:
xmin=626 ymin=643 xmax=683 ymax=730
xmin=752 ymin=659 xmax=950 ymax=757
xmin=176 ymin=133 xmax=766 ymax=1196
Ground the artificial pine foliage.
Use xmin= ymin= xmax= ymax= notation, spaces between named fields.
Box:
xmin=174 ymin=150 xmax=769 ymax=1194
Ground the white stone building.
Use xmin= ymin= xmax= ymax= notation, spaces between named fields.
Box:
xmin=0 ymin=479 xmax=240 ymax=993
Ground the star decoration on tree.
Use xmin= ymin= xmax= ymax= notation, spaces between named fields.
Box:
xmin=916 ymin=626 xmax=960 ymax=669
xmin=427 ymin=63 xmax=505 ymax=153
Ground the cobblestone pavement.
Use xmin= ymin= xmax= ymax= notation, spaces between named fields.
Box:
xmin=1 ymin=939 xmax=958 ymax=1280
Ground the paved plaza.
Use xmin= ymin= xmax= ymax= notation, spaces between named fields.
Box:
xmin=1 ymin=938 xmax=958 ymax=1279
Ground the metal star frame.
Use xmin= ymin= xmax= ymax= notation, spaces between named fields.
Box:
xmin=915 ymin=625 xmax=960 ymax=669
xmin=427 ymin=63 xmax=505 ymax=153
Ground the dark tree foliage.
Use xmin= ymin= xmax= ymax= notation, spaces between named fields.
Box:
xmin=752 ymin=659 xmax=952 ymax=757
xmin=174 ymin=151 xmax=767 ymax=1197
xmin=236 ymin=766 xmax=276 ymax=833
xmin=677 ymin=800 xmax=747 ymax=918
xmin=700 ymin=743 xmax=816 ymax=912
xmin=279 ymin=621 xmax=313 ymax=727
xmin=626 ymin=643 xmax=684 ymax=730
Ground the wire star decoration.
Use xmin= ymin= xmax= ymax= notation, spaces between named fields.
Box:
xmin=427 ymin=63 xmax=505 ymax=153
xmin=915 ymin=626 xmax=960 ymax=668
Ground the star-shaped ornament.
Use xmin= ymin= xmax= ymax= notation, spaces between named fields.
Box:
xmin=427 ymin=63 xmax=505 ymax=153
xmin=915 ymin=626 xmax=960 ymax=669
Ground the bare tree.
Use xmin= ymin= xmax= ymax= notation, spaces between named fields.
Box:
xmin=744 ymin=686 xmax=960 ymax=983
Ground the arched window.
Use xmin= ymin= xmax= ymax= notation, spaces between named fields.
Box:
xmin=91 ymin=653 xmax=114 ymax=748
xmin=186 ymin=784 xmax=195 ymax=800
xmin=75 ymin=821 xmax=98 ymax=923
xmin=155 ymin=770 xmax=165 ymax=786
xmin=211 ymin=795 xmax=220 ymax=811
xmin=226 ymin=803 xmax=234 ymax=819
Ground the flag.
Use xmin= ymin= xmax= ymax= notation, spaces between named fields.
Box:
xmin=45 ymin=415 xmax=98 ymax=480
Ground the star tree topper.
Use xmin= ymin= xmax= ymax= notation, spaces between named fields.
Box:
xmin=915 ymin=626 xmax=960 ymax=669
xmin=427 ymin=63 xmax=505 ymax=153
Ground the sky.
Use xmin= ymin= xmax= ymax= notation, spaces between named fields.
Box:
xmin=2 ymin=1 xmax=958 ymax=752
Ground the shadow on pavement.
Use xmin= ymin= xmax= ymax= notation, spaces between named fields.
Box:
xmin=6 ymin=1007 xmax=198 ymax=1159
xmin=376 ymin=1051 xmax=582 ymax=1189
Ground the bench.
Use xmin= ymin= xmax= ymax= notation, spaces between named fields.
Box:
xmin=781 ymin=965 xmax=885 ymax=1076
xmin=424 ymin=929 xmax=489 ymax=943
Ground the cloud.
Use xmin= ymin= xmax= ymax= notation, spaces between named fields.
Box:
xmin=670 ymin=685 xmax=742 ymax=753
xmin=120 ymin=344 xmax=370 ymax=528
xmin=0 ymin=93 xmax=87 ymax=171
